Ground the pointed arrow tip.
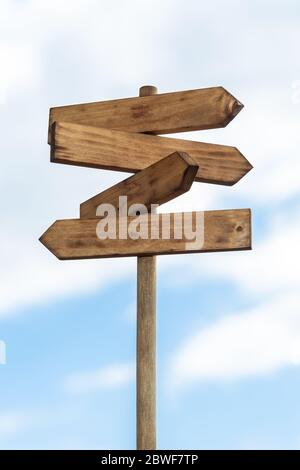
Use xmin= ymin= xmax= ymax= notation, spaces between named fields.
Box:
xmin=234 ymin=150 xmax=253 ymax=184
xmin=227 ymin=98 xmax=244 ymax=124
xmin=39 ymin=232 xmax=47 ymax=247
xmin=221 ymin=87 xmax=244 ymax=125
xmin=231 ymin=99 xmax=244 ymax=119
xmin=39 ymin=222 xmax=61 ymax=260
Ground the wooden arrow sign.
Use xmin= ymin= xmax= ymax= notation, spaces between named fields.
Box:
xmin=48 ymin=86 xmax=243 ymax=143
xmin=39 ymin=209 xmax=251 ymax=260
xmin=80 ymin=151 xmax=198 ymax=219
xmin=51 ymin=121 xmax=251 ymax=186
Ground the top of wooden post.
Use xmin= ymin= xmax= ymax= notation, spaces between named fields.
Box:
xmin=139 ymin=85 xmax=158 ymax=97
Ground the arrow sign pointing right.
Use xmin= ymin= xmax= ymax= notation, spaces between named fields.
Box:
xmin=51 ymin=121 xmax=252 ymax=186
xmin=80 ymin=151 xmax=198 ymax=219
xmin=48 ymin=86 xmax=243 ymax=143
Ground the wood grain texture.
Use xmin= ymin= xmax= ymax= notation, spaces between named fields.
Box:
xmin=51 ymin=121 xmax=252 ymax=186
xmin=39 ymin=209 xmax=252 ymax=260
xmin=136 ymin=84 xmax=157 ymax=451
xmin=139 ymin=85 xmax=158 ymax=97
xmin=80 ymin=151 xmax=198 ymax=219
xmin=48 ymin=86 xmax=243 ymax=143
xmin=137 ymin=256 xmax=156 ymax=450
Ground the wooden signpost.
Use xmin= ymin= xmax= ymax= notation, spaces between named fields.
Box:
xmin=40 ymin=85 xmax=253 ymax=450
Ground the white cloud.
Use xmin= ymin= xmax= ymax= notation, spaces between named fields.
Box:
xmin=0 ymin=340 xmax=6 ymax=364
xmin=0 ymin=0 xmax=176 ymax=98
xmin=171 ymin=292 xmax=300 ymax=388
xmin=0 ymin=43 xmax=39 ymax=104
xmin=0 ymin=0 xmax=299 ymax=320
xmin=163 ymin=204 xmax=300 ymax=297
xmin=227 ymin=98 xmax=300 ymax=205
xmin=0 ymin=0 xmax=178 ymax=318
xmin=0 ymin=412 xmax=30 ymax=438
xmin=64 ymin=362 xmax=135 ymax=394
xmin=0 ymin=241 xmax=135 ymax=318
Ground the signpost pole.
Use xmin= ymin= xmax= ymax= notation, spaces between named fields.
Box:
xmin=136 ymin=85 xmax=157 ymax=450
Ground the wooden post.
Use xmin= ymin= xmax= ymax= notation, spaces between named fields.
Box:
xmin=136 ymin=85 xmax=157 ymax=450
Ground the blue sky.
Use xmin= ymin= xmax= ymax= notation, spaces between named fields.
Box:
xmin=0 ymin=0 xmax=300 ymax=449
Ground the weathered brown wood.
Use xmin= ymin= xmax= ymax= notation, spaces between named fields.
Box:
xmin=136 ymin=85 xmax=157 ymax=452
xmin=80 ymin=151 xmax=198 ymax=219
xmin=139 ymin=85 xmax=158 ymax=98
xmin=137 ymin=256 xmax=156 ymax=451
xmin=39 ymin=209 xmax=252 ymax=260
xmin=48 ymin=86 xmax=243 ymax=143
xmin=51 ymin=121 xmax=252 ymax=186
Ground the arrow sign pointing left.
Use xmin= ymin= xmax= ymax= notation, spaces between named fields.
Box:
xmin=39 ymin=209 xmax=251 ymax=260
